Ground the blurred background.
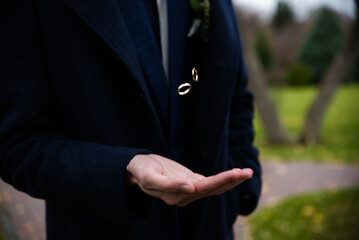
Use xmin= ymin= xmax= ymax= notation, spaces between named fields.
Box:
xmin=0 ymin=0 xmax=358 ymax=240
xmin=233 ymin=0 xmax=359 ymax=239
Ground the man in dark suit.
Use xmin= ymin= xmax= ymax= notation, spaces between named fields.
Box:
xmin=0 ymin=0 xmax=261 ymax=239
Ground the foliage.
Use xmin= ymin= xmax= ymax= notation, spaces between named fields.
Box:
xmin=271 ymin=1 xmax=294 ymax=29
xmin=254 ymin=85 xmax=359 ymax=163
xmin=298 ymin=7 xmax=343 ymax=83
xmin=254 ymin=28 xmax=274 ymax=70
xmin=286 ymin=62 xmax=312 ymax=85
xmin=345 ymin=57 xmax=359 ymax=83
xmin=190 ymin=0 xmax=210 ymax=41
xmin=353 ymin=58 xmax=359 ymax=82
xmin=0 ymin=215 xmax=6 ymax=240
xmin=249 ymin=188 xmax=359 ymax=240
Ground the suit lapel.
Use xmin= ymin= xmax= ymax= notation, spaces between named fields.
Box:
xmin=64 ymin=0 xmax=149 ymax=103
xmin=118 ymin=0 xmax=169 ymax=123
xmin=64 ymin=0 xmax=169 ymax=150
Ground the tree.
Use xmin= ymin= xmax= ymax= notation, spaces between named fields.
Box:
xmin=236 ymin=4 xmax=293 ymax=144
xmin=246 ymin=50 xmax=294 ymax=144
xmin=298 ymin=7 xmax=344 ymax=83
xmin=254 ymin=28 xmax=274 ymax=70
xmin=272 ymin=1 xmax=294 ymax=29
xmin=235 ymin=0 xmax=359 ymax=146
xmin=300 ymin=1 xmax=359 ymax=145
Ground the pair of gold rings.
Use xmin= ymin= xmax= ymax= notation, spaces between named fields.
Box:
xmin=178 ymin=68 xmax=198 ymax=96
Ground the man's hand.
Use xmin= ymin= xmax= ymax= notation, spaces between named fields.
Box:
xmin=126 ymin=154 xmax=253 ymax=207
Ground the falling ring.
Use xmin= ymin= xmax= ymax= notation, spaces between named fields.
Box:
xmin=178 ymin=83 xmax=192 ymax=96
xmin=192 ymin=68 xmax=198 ymax=82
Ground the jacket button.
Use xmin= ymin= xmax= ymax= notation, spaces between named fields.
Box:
xmin=201 ymin=151 xmax=208 ymax=159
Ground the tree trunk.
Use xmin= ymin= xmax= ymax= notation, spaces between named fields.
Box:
xmin=246 ymin=51 xmax=295 ymax=144
xmin=300 ymin=11 xmax=359 ymax=145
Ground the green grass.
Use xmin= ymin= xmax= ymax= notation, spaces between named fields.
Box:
xmin=249 ymin=188 xmax=359 ymax=240
xmin=0 ymin=229 xmax=5 ymax=240
xmin=254 ymin=84 xmax=359 ymax=163
xmin=0 ymin=215 xmax=6 ymax=240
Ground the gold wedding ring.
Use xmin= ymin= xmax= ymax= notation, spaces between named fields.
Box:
xmin=177 ymin=68 xmax=198 ymax=96
xmin=178 ymin=83 xmax=192 ymax=95
xmin=192 ymin=68 xmax=198 ymax=82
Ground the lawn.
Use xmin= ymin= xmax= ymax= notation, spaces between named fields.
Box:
xmin=0 ymin=215 xmax=6 ymax=240
xmin=248 ymin=188 xmax=359 ymax=240
xmin=254 ymin=84 xmax=359 ymax=164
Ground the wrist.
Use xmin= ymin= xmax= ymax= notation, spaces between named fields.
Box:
xmin=126 ymin=165 xmax=137 ymax=186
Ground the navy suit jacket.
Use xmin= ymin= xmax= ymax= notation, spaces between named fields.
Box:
xmin=0 ymin=0 xmax=261 ymax=239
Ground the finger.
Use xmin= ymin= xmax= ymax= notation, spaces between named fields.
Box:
xmin=139 ymin=168 xmax=253 ymax=207
xmin=137 ymin=182 xmax=194 ymax=206
xmin=210 ymin=169 xmax=253 ymax=196
xmin=194 ymin=169 xmax=253 ymax=195
xmin=142 ymin=189 xmax=197 ymax=207
xmin=233 ymin=168 xmax=253 ymax=179
xmin=213 ymin=178 xmax=247 ymax=196
xmin=174 ymin=169 xmax=253 ymax=206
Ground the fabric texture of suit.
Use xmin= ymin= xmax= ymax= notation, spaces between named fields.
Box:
xmin=0 ymin=0 xmax=261 ymax=239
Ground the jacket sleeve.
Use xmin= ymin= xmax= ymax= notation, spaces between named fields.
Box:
xmin=0 ymin=0 xmax=151 ymax=224
xmin=227 ymin=35 xmax=262 ymax=216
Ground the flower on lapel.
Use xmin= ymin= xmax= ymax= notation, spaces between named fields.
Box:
xmin=188 ymin=0 xmax=210 ymax=42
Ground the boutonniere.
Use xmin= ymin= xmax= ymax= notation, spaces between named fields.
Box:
xmin=188 ymin=0 xmax=210 ymax=42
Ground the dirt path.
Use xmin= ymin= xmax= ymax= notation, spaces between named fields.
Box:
xmin=1 ymin=161 xmax=359 ymax=240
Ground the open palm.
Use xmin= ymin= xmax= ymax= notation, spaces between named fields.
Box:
xmin=126 ymin=154 xmax=253 ymax=206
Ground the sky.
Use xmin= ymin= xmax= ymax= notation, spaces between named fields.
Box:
xmin=233 ymin=0 xmax=356 ymax=20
